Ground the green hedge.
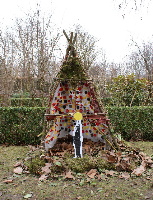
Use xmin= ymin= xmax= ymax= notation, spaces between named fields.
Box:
xmin=101 ymin=97 xmax=153 ymax=107
xmin=10 ymin=98 xmax=47 ymax=107
xmin=0 ymin=107 xmax=46 ymax=145
xmin=107 ymin=106 xmax=153 ymax=141
xmin=0 ymin=106 xmax=152 ymax=145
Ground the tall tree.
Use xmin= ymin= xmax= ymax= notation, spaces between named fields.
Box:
xmin=0 ymin=56 xmax=13 ymax=106
xmin=0 ymin=9 xmax=61 ymax=99
xmin=129 ymin=41 xmax=153 ymax=81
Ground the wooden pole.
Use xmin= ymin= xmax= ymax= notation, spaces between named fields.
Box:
xmin=63 ymin=30 xmax=77 ymax=59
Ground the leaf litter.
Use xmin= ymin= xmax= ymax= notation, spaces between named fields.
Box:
xmin=13 ymin=139 xmax=153 ymax=181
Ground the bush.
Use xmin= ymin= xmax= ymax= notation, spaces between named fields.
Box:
xmin=26 ymin=156 xmax=45 ymax=175
xmin=12 ymin=92 xmax=31 ymax=98
xmin=107 ymin=106 xmax=153 ymax=141
xmin=65 ymin=155 xmax=96 ymax=173
xmin=0 ymin=106 xmax=152 ymax=145
xmin=10 ymin=98 xmax=47 ymax=107
xmin=0 ymin=107 xmax=46 ymax=145
xmin=105 ymin=74 xmax=152 ymax=106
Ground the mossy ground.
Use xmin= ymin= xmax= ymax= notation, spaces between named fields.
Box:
xmin=0 ymin=142 xmax=152 ymax=200
xmin=64 ymin=155 xmax=116 ymax=173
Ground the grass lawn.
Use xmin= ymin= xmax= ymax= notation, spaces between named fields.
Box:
xmin=0 ymin=142 xmax=152 ymax=200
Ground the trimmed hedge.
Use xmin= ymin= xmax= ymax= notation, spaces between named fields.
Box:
xmin=10 ymin=98 xmax=47 ymax=107
xmin=0 ymin=106 xmax=152 ymax=145
xmin=101 ymin=97 xmax=153 ymax=107
xmin=107 ymin=106 xmax=153 ymax=141
xmin=0 ymin=107 xmax=45 ymax=145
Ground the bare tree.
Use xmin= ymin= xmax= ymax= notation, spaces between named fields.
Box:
xmin=0 ymin=56 xmax=13 ymax=106
xmin=114 ymin=0 xmax=151 ymax=10
xmin=113 ymin=0 xmax=151 ymax=19
xmin=129 ymin=41 xmax=153 ymax=81
xmin=127 ymin=41 xmax=153 ymax=102
xmin=72 ymin=25 xmax=99 ymax=70
xmin=0 ymin=9 xmax=61 ymax=101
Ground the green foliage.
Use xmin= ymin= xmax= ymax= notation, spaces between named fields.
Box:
xmin=11 ymin=92 xmax=31 ymax=98
xmin=96 ymin=157 xmax=116 ymax=171
xmin=65 ymin=155 xmax=96 ymax=173
xmin=58 ymin=57 xmax=87 ymax=80
xmin=0 ymin=107 xmax=46 ymax=145
xmin=50 ymin=161 xmax=67 ymax=174
xmin=101 ymin=97 xmax=115 ymax=106
xmin=106 ymin=74 xmax=152 ymax=106
xmin=10 ymin=98 xmax=46 ymax=107
xmin=0 ymin=106 xmax=152 ymax=145
xmin=26 ymin=156 xmax=45 ymax=175
xmin=65 ymin=155 xmax=116 ymax=173
xmin=107 ymin=106 xmax=153 ymax=141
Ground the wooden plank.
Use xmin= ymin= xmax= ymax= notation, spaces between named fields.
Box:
xmin=45 ymin=113 xmax=108 ymax=121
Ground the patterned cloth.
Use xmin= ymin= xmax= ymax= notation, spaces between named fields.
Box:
xmin=45 ymin=81 xmax=108 ymax=151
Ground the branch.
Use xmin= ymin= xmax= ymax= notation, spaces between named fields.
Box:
xmin=63 ymin=30 xmax=69 ymax=42
xmin=72 ymin=33 xmax=77 ymax=45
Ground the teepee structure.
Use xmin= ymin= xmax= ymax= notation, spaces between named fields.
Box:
xmin=44 ymin=31 xmax=118 ymax=157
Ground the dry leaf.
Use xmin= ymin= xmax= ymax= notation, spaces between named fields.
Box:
xmin=76 ymin=196 xmax=82 ymax=199
xmin=41 ymin=163 xmax=52 ymax=174
xmin=45 ymin=163 xmax=52 ymax=167
xmin=132 ymin=165 xmax=145 ymax=176
xmin=146 ymin=177 xmax=151 ymax=180
xmin=107 ymin=155 xmax=117 ymax=163
xmin=23 ymin=193 xmax=33 ymax=199
xmin=24 ymin=157 xmax=32 ymax=161
xmin=87 ymin=169 xmax=97 ymax=178
xmin=119 ymin=172 xmax=130 ymax=179
xmin=41 ymin=165 xmax=51 ymax=174
xmin=116 ymin=151 xmax=122 ymax=157
xmin=86 ymin=178 xmax=91 ymax=182
xmin=105 ymin=193 xmax=109 ymax=197
xmin=143 ymin=156 xmax=153 ymax=166
xmin=83 ymin=144 xmax=90 ymax=154
xmin=3 ymin=179 xmax=13 ymax=183
xmin=14 ymin=167 xmax=23 ymax=174
xmin=14 ymin=162 xmax=22 ymax=167
xmin=45 ymin=156 xmax=53 ymax=163
xmin=105 ymin=170 xmax=115 ymax=176
xmin=39 ymin=174 xmax=48 ymax=181
xmin=96 ymin=174 xmax=102 ymax=180
xmin=24 ymin=171 xmax=30 ymax=174
xmin=28 ymin=145 xmax=36 ymax=151
xmin=65 ymin=171 xmax=75 ymax=180
xmin=58 ymin=151 xmax=66 ymax=157
xmin=116 ymin=160 xmax=131 ymax=171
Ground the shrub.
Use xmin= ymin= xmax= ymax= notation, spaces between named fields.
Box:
xmin=65 ymin=155 xmax=96 ymax=173
xmin=65 ymin=155 xmax=116 ymax=173
xmin=106 ymin=74 xmax=152 ymax=106
xmin=107 ymin=106 xmax=153 ymax=141
xmin=0 ymin=106 xmax=152 ymax=145
xmin=26 ymin=156 xmax=46 ymax=175
xmin=96 ymin=157 xmax=116 ymax=172
xmin=10 ymin=98 xmax=47 ymax=107
xmin=12 ymin=92 xmax=30 ymax=98
xmin=0 ymin=107 xmax=46 ymax=145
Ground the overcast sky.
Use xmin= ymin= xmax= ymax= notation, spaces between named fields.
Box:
xmin=0 ymin=0 xmax=153 ymax=63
